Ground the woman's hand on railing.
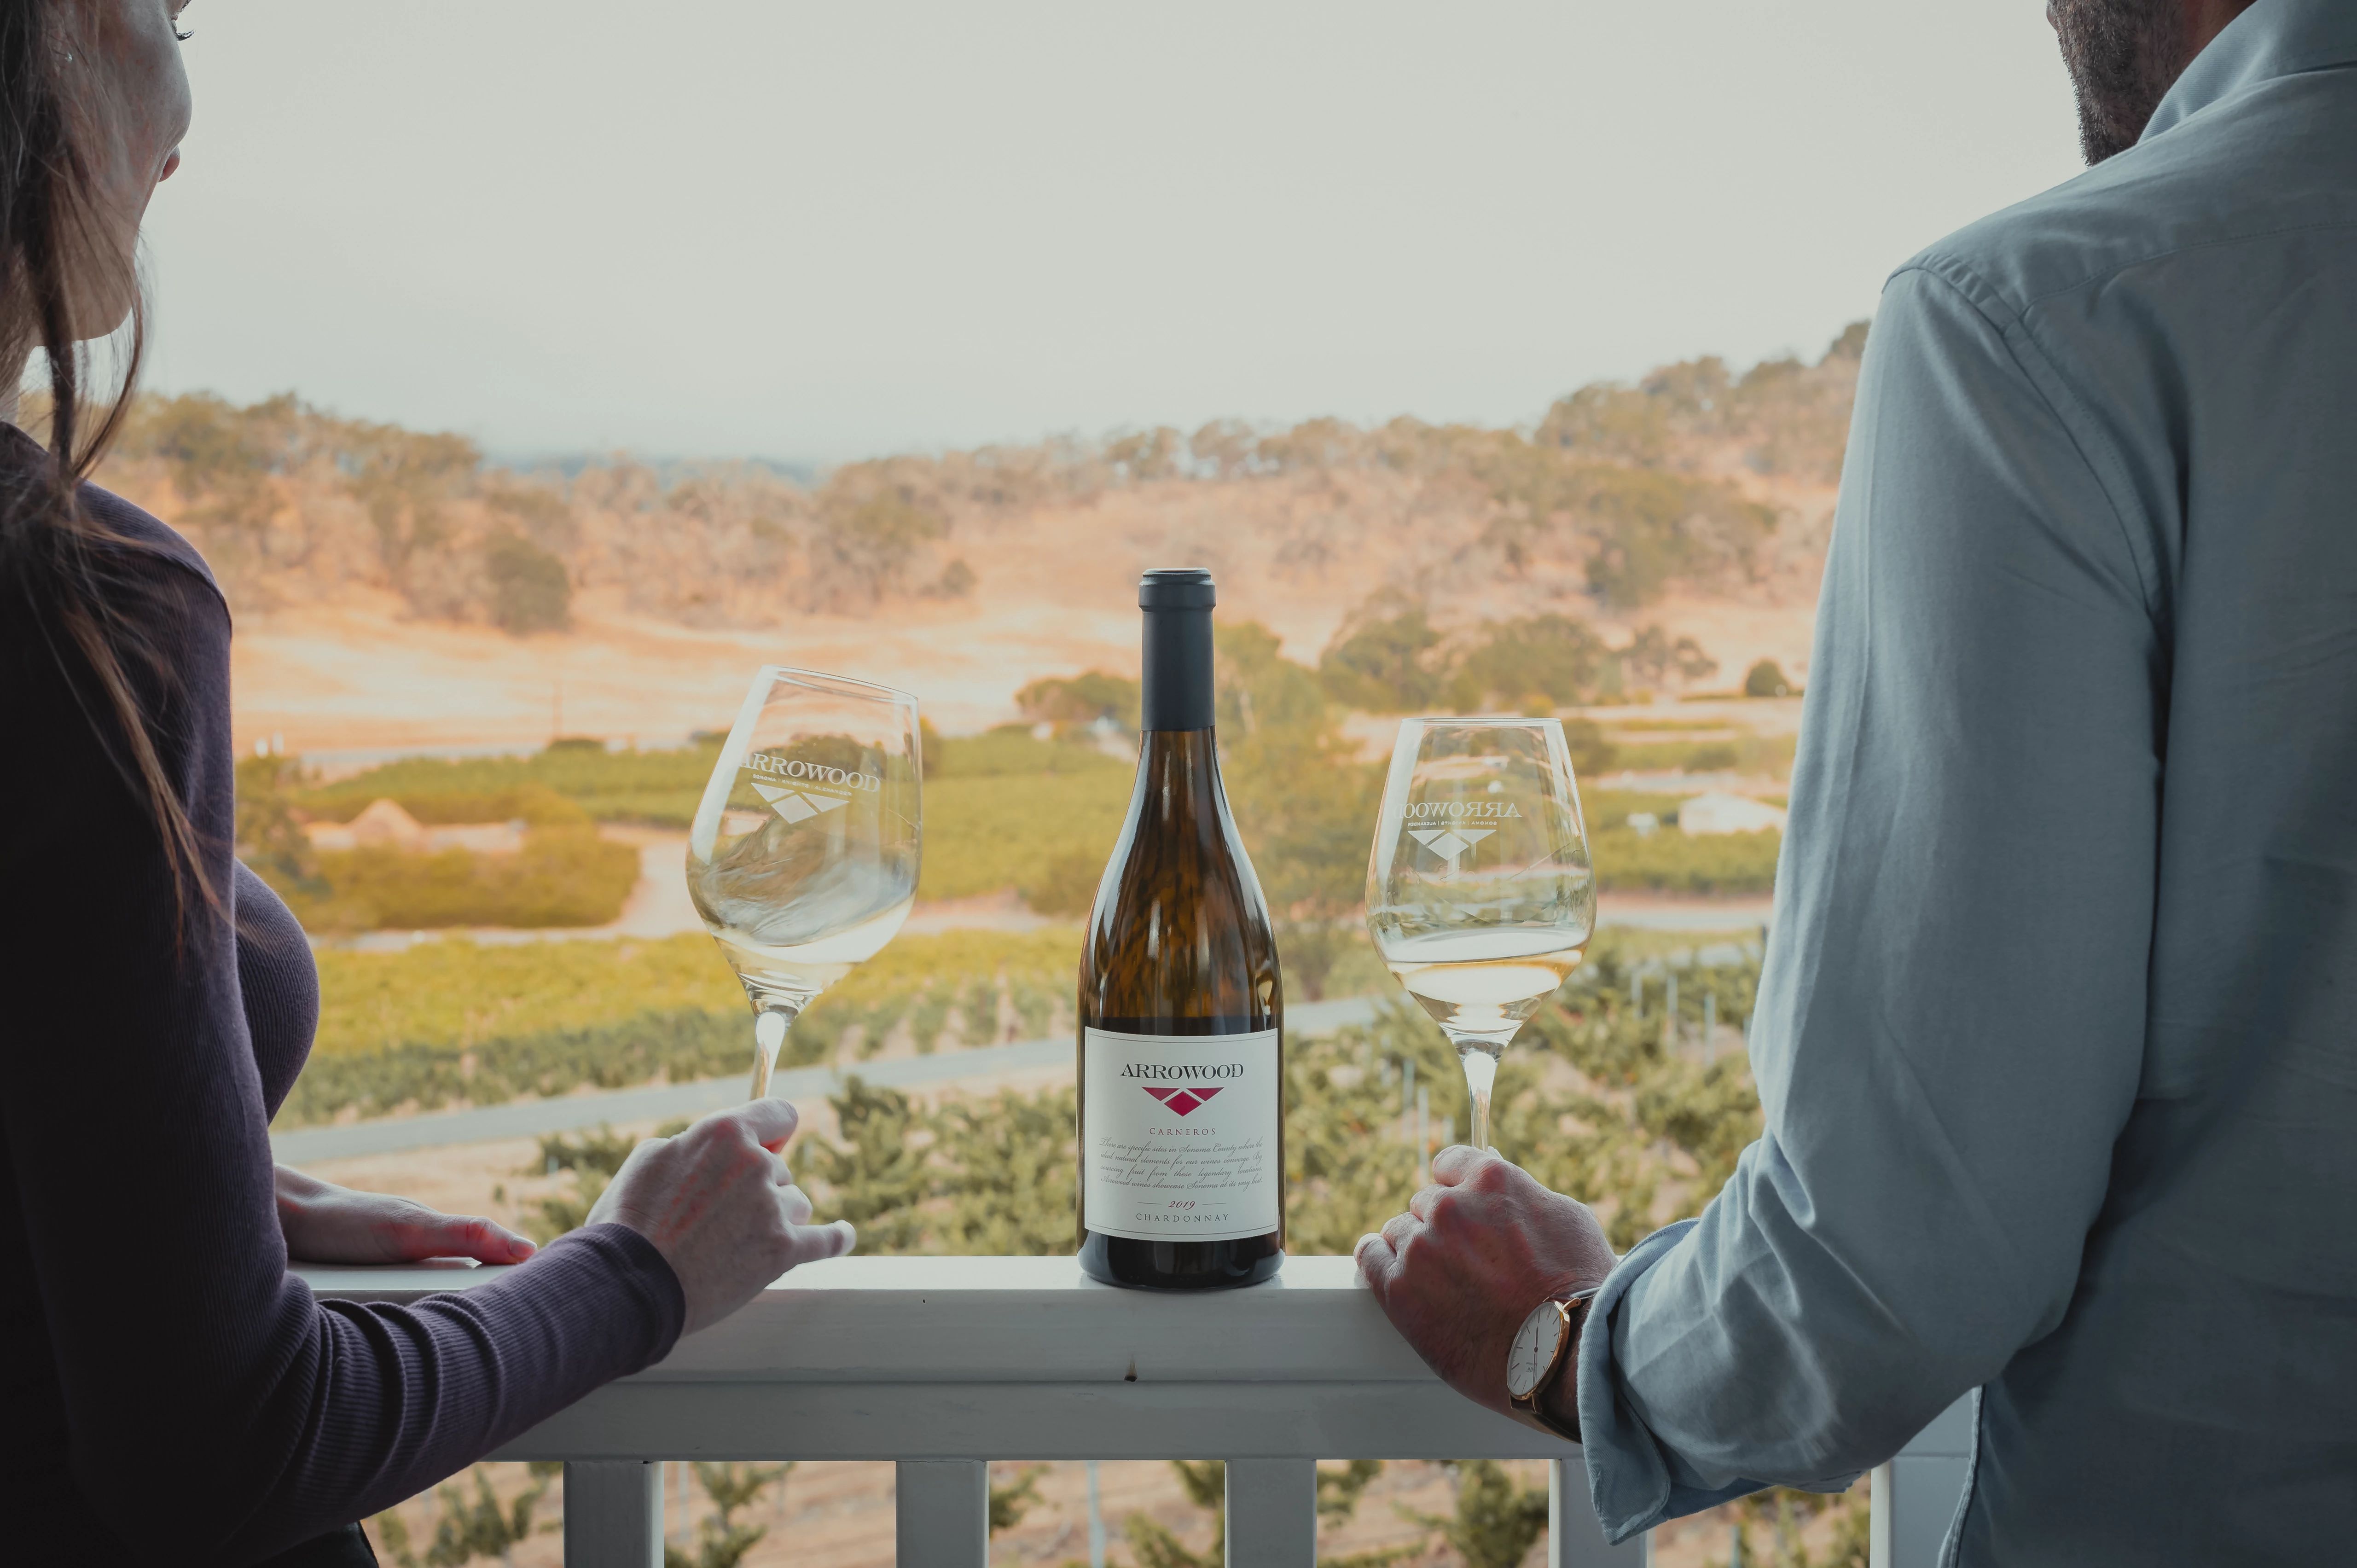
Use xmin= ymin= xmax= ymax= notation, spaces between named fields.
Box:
xmin=587 ymin=1097 xmax=857 ymax=1336
xmin=275 ymin=1164 xmax=539 ymax=1265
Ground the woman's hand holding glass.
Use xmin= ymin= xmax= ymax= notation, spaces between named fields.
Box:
xmin=587 ymin=1098 xmax=854 ymax=1336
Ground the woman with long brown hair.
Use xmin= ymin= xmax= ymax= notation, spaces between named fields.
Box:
xmin=0 ymin=6 xmax=853 ymax=1562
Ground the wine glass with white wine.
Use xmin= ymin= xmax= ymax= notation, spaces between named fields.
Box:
xmin=1365 ymin=718 xmax=1595 ymax=1156
xmin=687 ymin=667 xmax=923 ymax=1099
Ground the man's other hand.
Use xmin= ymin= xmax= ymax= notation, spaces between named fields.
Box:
xmin=1355 ymin=1146 xmax=1618 ymax=1417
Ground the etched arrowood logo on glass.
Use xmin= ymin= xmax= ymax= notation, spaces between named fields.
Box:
xmin=1402 ymin=799 xmax=1521 ymax=880
xmin=1406 ymin=825 xmax=1492 ymax=878
xmin=749 ymin=778 xmax=851 ymax=825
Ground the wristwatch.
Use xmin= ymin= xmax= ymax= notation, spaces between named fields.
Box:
xmin=1504 ymin=1286 xmax=1601 ymax=1442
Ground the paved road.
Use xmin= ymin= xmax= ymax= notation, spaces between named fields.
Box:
xmin=272 ymin=994 xmax=1386 ymax=1166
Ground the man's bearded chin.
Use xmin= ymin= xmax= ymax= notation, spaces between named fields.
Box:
xmin=2051 ymin=0 xmax=2192 ymax=163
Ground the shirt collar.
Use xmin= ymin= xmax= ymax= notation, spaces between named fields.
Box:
xmin=2143 ymin=0 xmax=2357 ymax=142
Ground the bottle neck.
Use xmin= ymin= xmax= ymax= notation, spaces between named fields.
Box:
xmin=1140 ymin=605 xmax=1214 ymax=731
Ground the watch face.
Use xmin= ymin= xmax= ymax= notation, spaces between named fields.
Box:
xmin=1505 ymin=1301 xmax=1567 ymax=1400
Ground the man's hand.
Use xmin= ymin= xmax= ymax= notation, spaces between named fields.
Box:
xmin=1355 ymin=1146 xmax=1618 ymax=1419
xmin=276 ymin=1165 xmax=537 ymax=1266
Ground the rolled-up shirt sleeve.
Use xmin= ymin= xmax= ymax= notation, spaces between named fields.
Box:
xmin=1573 ymin=262 xmax=2164 ymax=1539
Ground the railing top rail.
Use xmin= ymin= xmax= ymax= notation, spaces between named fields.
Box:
xmin=297 ymin=1254 xmax=1431 ymax=1385
xmin=295 ymin=1254 xmax=1572 ymax=1461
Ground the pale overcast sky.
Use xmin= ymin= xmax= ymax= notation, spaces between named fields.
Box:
xmin=136 ymin=1 xmax=2084 ymax=464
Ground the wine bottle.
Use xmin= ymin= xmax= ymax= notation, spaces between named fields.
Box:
xmin=1077 ymin=567 xmax=1285 ymax=1289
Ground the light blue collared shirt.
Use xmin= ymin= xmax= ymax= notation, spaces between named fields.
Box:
xmin=1574 ymin=2 xmax=2357 ymax=1559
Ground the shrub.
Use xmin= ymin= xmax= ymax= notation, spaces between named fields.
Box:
xmin=303 ymin=781 xmax=588 ymax=827
xmin=293 ymin=741 xmax=725 ymax=828
xmin=484 ymin=530 xmax=571 ymax=632
xmin=1591 ymin=825 xmax=1780 ymax=894
xmin=1744 ymin=658 xmax=1793 ymax=697
xmin=1562 ymin=718 xmax=1618 ymax=778
xmin=297 ymin=828 xmax=639 ymax=929
xmin=1019 ymin=849 xmax=1104 ymax=917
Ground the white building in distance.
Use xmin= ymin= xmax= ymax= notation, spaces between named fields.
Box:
xmin=1678 ymin=792 xmax=1788 ymax=836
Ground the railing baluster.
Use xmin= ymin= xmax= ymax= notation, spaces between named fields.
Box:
xmin=563 ymin=1459 xmax=663 ymax=1568
xmin=1224 ymin=1458 xmax=1317 ymax=1568
xmin=1549 ymin=1458 xmax=1645 ymax=1567
xmin=1871 ymin=1394 xmax=1975 ymax=1568
xmin=897 ymin=1459 xmax=989 ymax=1568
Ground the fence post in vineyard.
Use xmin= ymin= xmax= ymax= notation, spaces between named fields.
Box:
xmin=1549 ymin=1458 xmax=1645 ymax=1568
xmin=563 ymin=1460 xmax=662 ymax=1568
xmin=1224 ymin=1458 xmax=1317 ymax=1568
xmin=896 ymin=1459 xmax=989 ymax=1568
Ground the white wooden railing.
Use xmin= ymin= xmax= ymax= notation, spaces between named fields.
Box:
xmin=299 ymin=1255 xmax=1971 ymax=1568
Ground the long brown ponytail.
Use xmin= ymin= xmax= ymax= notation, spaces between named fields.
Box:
xmin=0 ymin=1 xmax=215 ymax=931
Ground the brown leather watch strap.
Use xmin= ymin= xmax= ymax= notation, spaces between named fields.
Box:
xmin=1509 ymin=1286 xmax=1599 ymax=1444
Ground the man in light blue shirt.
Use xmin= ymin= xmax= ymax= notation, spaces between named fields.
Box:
xmin=1359 ymin=0 xmax=2357 ymax=1557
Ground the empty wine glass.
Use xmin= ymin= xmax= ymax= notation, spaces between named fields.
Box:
xmin=1366 ymin=718 xmax=1595 ymax=1155
xmin=687 ymin=667 xmax=923 ymax=1099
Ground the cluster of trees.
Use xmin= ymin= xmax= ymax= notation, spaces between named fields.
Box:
xmin=100 ymin=393 xmax=976 ymax=629
xmin=1021 ymin=595 xmax=1724 ymax=738
xmin=101 ymin=326 xmax=1861 ymax=634
xmin=1317 ymin=597 xmax=1718 ymax=713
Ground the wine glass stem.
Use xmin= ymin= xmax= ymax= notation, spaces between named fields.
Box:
xmin=1453 ymin=1037 xmax=1504 ymax=1153
xmin=749 ymin=1005 xmax=799 ymax=1099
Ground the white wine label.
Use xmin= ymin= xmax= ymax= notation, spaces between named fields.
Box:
xmin=1083 ymin=1027 xmax=1281 ymax=1243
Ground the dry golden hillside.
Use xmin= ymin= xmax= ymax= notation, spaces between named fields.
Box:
xmin=92 ymin=327 xmax=1860 ymax=750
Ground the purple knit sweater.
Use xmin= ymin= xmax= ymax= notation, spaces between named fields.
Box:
xmin=0 ymin=450 xmax=685 ymax=1563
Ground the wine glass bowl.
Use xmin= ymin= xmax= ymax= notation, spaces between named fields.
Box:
xmin=1366 ymin=718 xmax=1595 ymax=1153
xmin=688 ymin=667 xmax=923 ymax=1098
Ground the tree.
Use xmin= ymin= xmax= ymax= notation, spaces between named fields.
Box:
xmin=1445 ymin=614 xmax=1615 ymax=712
xmin=236 ymin=753 xmax=329 ymax=897
xmin=988 ymin=1465 xmax=1046 ymax=1533
xmin=666 ymin=1462 xmax=791 ymax=1568
xmin=1017 ymin=670 xmax=1142 ymax=731
xmin=1620 ymin=624 xmax=1718 ymax=689
xmin=1316 ymin=1460 xmax=1384 ymax=1526
xmin=1560 ymin=718 xmax=1618 ymax=780
xmin=808 ymin=470 xmax=952 ymax=608
xmin=1215 ymin=623 xmax=1385 ymax=1000
xmin=346 ymin=423 xmax=483 ymax=582
xmin=1107 ymin=426 xmax=1187 ymax=481
xmin=1318 ymin=593 xmax=1444 ymax=713
xmin=1126 ymin=1461 xmax=1226 ymax=1568
xmin=1216 ymin=621 xmax=1328 ymax=736
xmin=485 ymin=530 xmax=572 ymax=633
xmin=375 ymin=1465 xmax=553 ymax=1568
xmin=1743 ymin=659 xmax=1792 ymax=698
xmin=1405 ymin=1461 xmax=1549 ymax=1568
